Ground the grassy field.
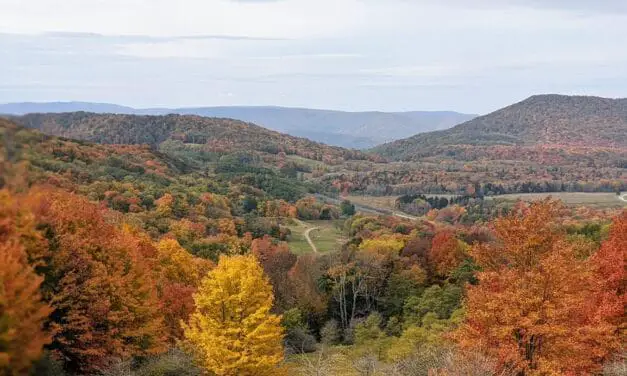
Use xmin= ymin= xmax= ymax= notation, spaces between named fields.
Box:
xmin=487 ymin=192 xmax=627 ymax=208
xmin=344 ymin=195 xmax=399 ymax=211
xmin=345 ymin=192 xmax=626 ymax=212
xmin=285 ymin=219 xmax=347 ymax=254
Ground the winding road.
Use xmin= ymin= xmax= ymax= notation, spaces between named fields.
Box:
xmin=303 ymin=226 xmax=320 ymax=254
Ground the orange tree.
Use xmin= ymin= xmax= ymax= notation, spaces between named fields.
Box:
xmin=456 ymin=200 xmax=621 ymax=375
xmin=23 ymin=188 xmax=166 ymax=373
xmin=0 ymin=190 xmax=52 ymax=375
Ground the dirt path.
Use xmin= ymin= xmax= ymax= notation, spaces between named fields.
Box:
xmin=303 ymin=226 xmax=320 ymax=254
xmin=293 ymin=218 xmax=320 ymax=254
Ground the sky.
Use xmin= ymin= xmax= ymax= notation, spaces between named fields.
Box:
xmin=1 ymin=0 xmax=627 ymax=114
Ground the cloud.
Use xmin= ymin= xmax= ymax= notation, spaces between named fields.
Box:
xmin=1 ymin=1 xmax=626 ymax=113
xmin=0 ymin=0 xmax=368 ymax=38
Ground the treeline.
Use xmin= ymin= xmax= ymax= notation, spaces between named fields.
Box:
xmin=12 ymin=113 xmax=379 ymax=164
xmin=327 ymin=174 xmax=626 ymax=197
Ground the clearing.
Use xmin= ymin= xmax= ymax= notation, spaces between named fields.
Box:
xmin=285 ymin=219 xmax=347 ymax=254
xmin=486 ymin=192 xmax=627 ymax=208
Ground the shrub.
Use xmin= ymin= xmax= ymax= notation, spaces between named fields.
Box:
xmin=320 ymin=320 xmax=341 ymax=346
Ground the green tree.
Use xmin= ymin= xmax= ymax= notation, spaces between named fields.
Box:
xmin=340 ymin=200 xmax=356 ymax=216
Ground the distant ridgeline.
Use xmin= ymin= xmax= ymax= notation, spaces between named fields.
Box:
xmin=374 ymin=94 xmax=627 ymax=159
xmin=323 ymin=95 xmax=627 ymax=196
xmin=3 ymin=94 xmax=627 ymax=198
xmin=0 ymin=101 xmax=476 ymax=148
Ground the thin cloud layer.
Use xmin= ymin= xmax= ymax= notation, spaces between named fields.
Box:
xmin=0 ymin=0 xmax=626 ymax=113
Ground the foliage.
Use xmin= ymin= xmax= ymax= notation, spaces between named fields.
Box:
xmin=0 ymin=190 xmax=51 ymax=375
xmin=429 ymin=231 xmax=468 ymax=277
xmin=0 ymin=242 xmax=51 ymax=375
xmin=153 ymin=238 xmax=213 ymax=342
xmin=320 ymin=320 xmax=341 ymax=346
xmin=340 ymin=200 xmax=356 ymax=216
xmin=403 ymin=284 xmax=462 ymax=327
xmin=252 ymin=236 xmax=297 ymax=311
xmin=22 ymin=189 xmax=167 ymax=373
xmin=456 ymin=200 xmax=622 ymax=375
xmin=183 ymin=254 xmax=285 ymax=376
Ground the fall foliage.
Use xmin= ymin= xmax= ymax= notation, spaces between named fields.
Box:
xmin=0 ymin=113 xmax=625 ymax=375
xmin=0 ymin=190 xmax=52 ymax=375
xmin=154 ymin=238 xmax=213 ymax=342
xmin=183 ymin=254 xmax=285 ymax=376
xmin=0 ymin=242 xmax=51 ymax=375
xmin=21 ymin=189 xmax=167 ymax=373
xmin=457 ymin=200 xmax=622 ymax=375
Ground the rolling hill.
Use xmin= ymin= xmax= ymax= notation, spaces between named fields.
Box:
xmin=0 ymin=102 xmax=475 ymax=148
xmin=374 ymin=95 xmax=627 ymax=160
xmin=9 ymin=112 xmax=377 ymax=164
xmin=0 ymin=115 xmax=327 ymax=204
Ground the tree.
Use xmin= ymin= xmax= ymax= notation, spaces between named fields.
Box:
xmin=340 ymin=200 xmax=356 ymax=217
xmin=456 ymin=200 xmax=621 ymax=375
xmin=429 ymin=230 xmax=467 ymax=277
xmin=154 ymin=238 xmax=213 ymax=342
xmin=589 ymin=211 xmax=625 ymax=327
xmin=23 ymin=189 xmax=166 ymax=373
xmin=252 ymin=236 xmax=297 ymax=311
xmin=403 ymin=284 xmax=462 ymax=327
xmin=287 ymin=254 xmax=327 ymax=314
xmin=183 ymin=254 xmax=285 ymax=376
xmin=0 ymin=242 xmax=52 ymax=376
xmin=0 ymin=190 xmax=51 ymax=375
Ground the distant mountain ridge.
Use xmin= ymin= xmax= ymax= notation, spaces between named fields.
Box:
xmin=0 ymin=102 xmax=475 ymax=149
xmin=374 ymin=94 xmax=627 ymax=160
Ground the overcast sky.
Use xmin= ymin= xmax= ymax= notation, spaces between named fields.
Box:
xmin=1 ymin=0 xmax=627 ymax=114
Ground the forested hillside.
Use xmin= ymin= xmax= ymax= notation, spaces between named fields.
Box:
xmin=375 ymin=95 xmax=627 ymax=160
xmin=11 ymin=112 xmax=377 ymax=164
xmin=323 ymin=95 xmax=627 ymax=196
xmin=0 ymin=103 xmax=475 ymax=148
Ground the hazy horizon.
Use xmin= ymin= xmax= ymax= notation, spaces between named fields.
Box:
xmin=2 ymin=0 xmax=627 ymax=114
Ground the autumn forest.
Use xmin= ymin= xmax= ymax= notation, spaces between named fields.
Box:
xmin=0 ymin=94 xmax=626 ymax=376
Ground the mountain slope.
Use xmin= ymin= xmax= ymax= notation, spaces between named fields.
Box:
xmin=375 ymin=95 xmax=627 ymax=160
xmin=10 ymin=112 xmax=376 ymax=163
xmin=0 ymin=116 xmax=320 ymax=204
xmin=0 ymin=102 xmax=475 ymax=148
xmin=168 ymin=107 xmax=474 ymax=148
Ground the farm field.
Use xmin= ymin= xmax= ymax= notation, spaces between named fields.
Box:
xmin=487 ymin=192 xmax=627 ymax=208
xmin=285 ymin=219 xmax=347 ymax=254
xmin=346 ymin=192 xmax=627 ymax=212
xmin=344 ymin=195 xmax=399 ymax=211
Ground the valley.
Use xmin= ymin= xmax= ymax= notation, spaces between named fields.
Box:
xmin=4 ymin=1 xmax=627 ymax=374
xmin=0 ymin=102 xmax=476 ymax=149
xmin=285 ymin=219 xmax=347 ymax=254
xmin=0 ymin=94 xmax=625 ymax=376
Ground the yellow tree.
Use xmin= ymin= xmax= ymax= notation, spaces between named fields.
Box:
xmin=183 ymin=254 xmax=284 ymax=376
